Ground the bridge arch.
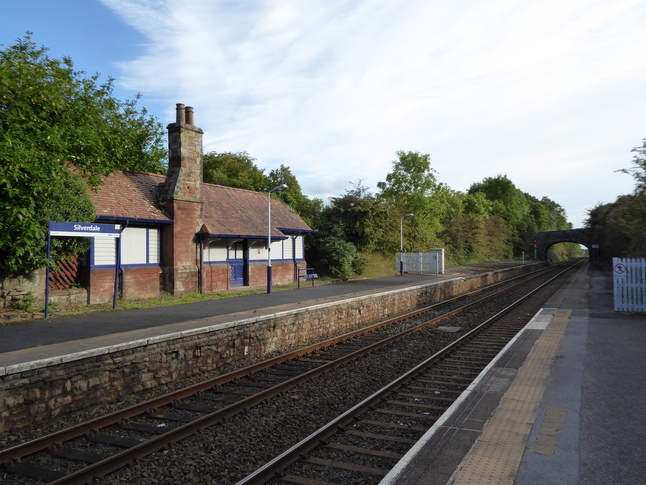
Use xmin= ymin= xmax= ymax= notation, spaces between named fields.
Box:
xmin=533 ymin=229 xmax=598 ymax=261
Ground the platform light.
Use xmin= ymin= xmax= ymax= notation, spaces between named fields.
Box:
xmin=267 ymin=184 xmax=288 ymax=293
xmin=400 ymin=214 xmax=414 ymax=274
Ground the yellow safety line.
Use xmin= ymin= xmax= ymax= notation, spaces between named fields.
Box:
xmin=450 ymin=309 xmax=571 ymax=485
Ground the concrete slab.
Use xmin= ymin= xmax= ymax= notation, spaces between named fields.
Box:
xmin=382 ymin=263 xmax=646 ymax=485
xmin=0 ymin=273 xmax=464 ymax=354
xmin=381 ymin=313 xmax=549 ymax=484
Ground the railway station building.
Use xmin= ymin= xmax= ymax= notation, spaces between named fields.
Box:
xmin=6 ymin=104 xmax=313 ymax=307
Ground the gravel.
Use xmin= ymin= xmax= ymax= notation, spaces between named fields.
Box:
xmin=1 ymin=262 xmax=564 ymax=485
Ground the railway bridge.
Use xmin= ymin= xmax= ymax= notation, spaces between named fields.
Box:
xmin=533 ymin=228 xmax=598 ymax=260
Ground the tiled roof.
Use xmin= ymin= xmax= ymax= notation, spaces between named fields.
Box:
xmin=90 ymin=171 xmax=169 ymax=222
xmin=201 ymin=184 xmax=312 ymax=237
xmin=90 ymin=170 xmax=312 ymax=237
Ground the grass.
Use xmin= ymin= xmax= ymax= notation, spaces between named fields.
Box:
xmin=54 ymin=287 xmax=269 ymax=317
xmin=358 ymin=252 xmax=399 ymax=278
xmin=41 ymin=276 xmax=334 ymax=318
xmin=13 ymin=252 xmax=537 ymax=320
xmin=2 ymin=254 xmax=537 ymax=321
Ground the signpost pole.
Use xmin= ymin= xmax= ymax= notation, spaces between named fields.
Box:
xmin=114 ymin=233 xmax=121 ymax=310
xmin=45 ymin=225 xmax=52 ymax=318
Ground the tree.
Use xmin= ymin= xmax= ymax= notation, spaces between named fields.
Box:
xmin=463 ymin=191 xmax=493 ymax=216
xmin=468 ymin=175 xmax=530 ymax=231
xmin=536 ymin=196 xmax=570 ymax=231
xmin=0 ymin=35 xmax=167 ymax=275
xmin=265 ymin=164 xmax=323 ymax=227
xmin=376 ymin=151 xmax=445 ymax=253
xmin=584 ymin=138 xmax=646 ymax=260
xmin=268 ymin=164 xmax=305 ymax=212
xmin=442 ymin=212 xmax=512 ymax=263
xmin=468 ymin=175 xmax=531 ymax=253
xmin=439 ymin=189 xmax=515 ymax=263
xmin=322 ymin=181 xmax=386 ymax=252
xmin=377 ymin=151 xmax=438 ymax=200
xmin=304 ymin=181 xmax=377 ymax=278
xmin=317 ymin=235 xmax=364 ymax=280
xmin=203 ymin=151 xmax=269 ymax=191
xmin=587 ymin=195 xmax=646 ymax=259
xmin=621 ymin=138 xmax=646 ymax=195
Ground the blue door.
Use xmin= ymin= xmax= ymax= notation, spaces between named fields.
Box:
xmin=228 ymin=241 xmax=247 ymax=287
xmin=229 ymin=260 xmax=244 ymax=287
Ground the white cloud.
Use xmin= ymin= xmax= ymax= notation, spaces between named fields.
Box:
xmin=101 ymin=0 xmax=646 ymax=226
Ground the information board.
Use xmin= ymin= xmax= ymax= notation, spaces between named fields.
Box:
xmin=46 ymin=222 xmax=123 ymax=317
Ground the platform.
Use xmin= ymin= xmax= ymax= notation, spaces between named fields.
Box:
xmin=0 ymin=272 xmax=464 ymax=361
xmin=4 ymin=262 xmax=642 ymax=485
xmin=382 ymin=263 xmax=646 ymax=484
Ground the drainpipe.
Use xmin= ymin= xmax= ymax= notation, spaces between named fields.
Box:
xmin=119 ymin=267 xmax=124 ymax=298
xmin=199 ymin=237 xmax=204 ymax=294
xmin=117 ymin=221 xmax=128 ymax=302
xmin=291 ymin=235 xmax=296 ymax=281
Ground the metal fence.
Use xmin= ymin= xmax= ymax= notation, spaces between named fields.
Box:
xmin=613 ymin=257 xmax=646 ymax=312
xmin=396 ymin=249 xmax=445 ymax=275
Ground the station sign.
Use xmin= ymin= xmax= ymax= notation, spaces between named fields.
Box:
xmin=48 ymin=222 xmax=121 ymax=238
xmin=45 ymin=221 xmax=122 ymax=318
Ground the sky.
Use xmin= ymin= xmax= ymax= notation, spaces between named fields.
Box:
xmin=2 ymin=0 xmax=645 ymax=229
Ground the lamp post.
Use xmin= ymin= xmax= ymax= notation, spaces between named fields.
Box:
xmin=267 ymin=184 xmax=288 ymax=293
xmin=400 ymin=213 xmax=414 ymax=274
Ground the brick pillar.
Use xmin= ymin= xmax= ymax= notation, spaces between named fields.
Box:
xmin=159 ymin=104 xmax=204 ymax=295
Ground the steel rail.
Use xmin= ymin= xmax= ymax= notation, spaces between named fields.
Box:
xmin=45 ymin=265 xmax=567 ymax=484
xmin=235 ymin=260 xmax=582 ymax=484
xmin=0 ymin=262 xmax=555 ymax=464
xmin=0 ymin=262 xmax=575 ymax=483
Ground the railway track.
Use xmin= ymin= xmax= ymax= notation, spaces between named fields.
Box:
xmin=239 ymin=261 xmax=581 ymax=484
xmin=0 ymin=261 xmax=582 ymax=484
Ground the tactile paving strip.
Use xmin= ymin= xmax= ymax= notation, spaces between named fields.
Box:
xmin=450 ymin=309 xmax=571 ymax=484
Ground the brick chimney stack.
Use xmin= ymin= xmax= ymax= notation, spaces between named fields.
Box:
xmin=160 ymin=103 xmax=205 ymax=295
xmin=161 ymin=103 xmax=204 ymax=202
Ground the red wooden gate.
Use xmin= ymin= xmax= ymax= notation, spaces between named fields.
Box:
xmin=49 ymin=258 xmax=82 ymax=290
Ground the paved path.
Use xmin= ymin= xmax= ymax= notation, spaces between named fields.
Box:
xmin=383 ymin=263 xmax=646 ymax=485
xmin=0 ymin=272 xmax=461 ymax=353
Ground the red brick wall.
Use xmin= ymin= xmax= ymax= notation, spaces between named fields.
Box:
xmin=160 ymin=201 xmax=202 ymax=265
xmin=122 ymin=267 xmax=162 ymax=300
xmin=88 ymin=268 xmax=117 ymax=304
xmin=87 ymin=267 xmax=161 ymax=304
xmin=273 ymin=260 xmax=299 ymax=285
xmin=248 ymin=260 xmax=305 ymax=287
xmin=160 ymin=200 xmax=201 ymax=295
xmin=87 ymin=260 xmax=305 ymax=303
xmin=203 ymin=263 xmax=230 ymax=292
xmin=159 ymin=109 xmax=204 ymax=296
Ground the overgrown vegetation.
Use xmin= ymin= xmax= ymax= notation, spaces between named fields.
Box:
xmin=585 ymin=138 xmax=646 ymax=260
xmin=9 ymin=291 xmax=37 ymax=312
xmin=1 ymin=35 xmax=590 ymax=286
xmin=303 ymin=153 xmax=577 ymax=279
xmin=203 ymin=151 xmax=323 ymax=228
xmin=202 ymin=149 xmax=577 ymax=280
xmin=0 ymin=35 xmax=166 ymax=276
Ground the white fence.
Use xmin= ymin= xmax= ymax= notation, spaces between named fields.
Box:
xmin=396 ymin=249 xmax=445 ymax=275
xmin=613 ymin=257 xmax=646 ymax=312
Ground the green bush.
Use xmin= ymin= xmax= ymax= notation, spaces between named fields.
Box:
xmin=319 ymin=237 xmax=361 ymax=280
xmin=11 ymin=292 xmax=37 ymax=312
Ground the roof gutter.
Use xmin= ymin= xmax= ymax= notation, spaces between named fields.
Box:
xmin=201 ymin=233 xmax=288 ymax=240
xmin=96 ymin=215 xmax=173 ymax=225
xmin=277 ymin=227 xmax=316 ymax=234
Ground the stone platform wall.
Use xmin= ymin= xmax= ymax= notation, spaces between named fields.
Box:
xmin=0 ymin=263 xmax=545 ymax=434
